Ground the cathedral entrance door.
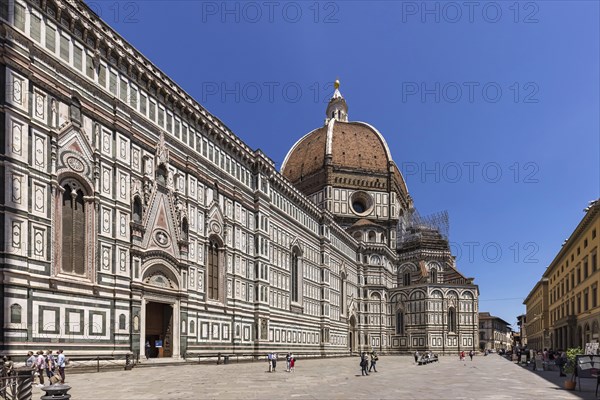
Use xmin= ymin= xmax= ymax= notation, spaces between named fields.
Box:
xmin=145 ymin=302 xmax=173 ymax=358
xmin=349 ymin=315 xmax=357 ymax=353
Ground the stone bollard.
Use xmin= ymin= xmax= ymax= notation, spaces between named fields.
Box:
xmin=40 ymin=384 xmax=71 ymax=400
xmin=14 ymin=367 xmax=33 ymax=400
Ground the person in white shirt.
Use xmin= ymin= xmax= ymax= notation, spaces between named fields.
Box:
xmin=36 ymin=351 xmax=46 ymax=386
xmin=56 ymin=349 xmax=66 ymax=384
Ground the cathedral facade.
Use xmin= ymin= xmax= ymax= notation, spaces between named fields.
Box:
xmin=0 ymin=0 xmax=478 ymax=359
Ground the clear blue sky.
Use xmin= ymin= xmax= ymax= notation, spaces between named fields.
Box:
xmin=88 ymin=0 xmax=600 ymax=327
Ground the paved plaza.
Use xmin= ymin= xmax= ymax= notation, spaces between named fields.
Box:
xmin=33 ymin=355 xmax=598 ymax=399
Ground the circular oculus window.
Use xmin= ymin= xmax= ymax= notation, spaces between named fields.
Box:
xmin=349 ymin=191 xmax=374 ymax=216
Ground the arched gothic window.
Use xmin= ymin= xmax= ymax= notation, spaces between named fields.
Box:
xmin=119 ymin=314 xmax=126 ymax=330
xmin=430 ymin=268 xmax=437 ymax=284
xmin=190 ymin=320 xmax=195 ymax=334
xmin=448 ymin=307 xmax=457 ymax=332
xmin=291 ymin=249 xmax=300 ymax=303
xmin=132 ymin=196 xmax=143 ymax=222
xmin=403 ymin=272 xmax=411 ymax=287
xmin=62 ymin=182 xmax=86 ymax=275
xmin=10 ymin=304 xmax=22 ymax=324
xmin=181 ymin=218 xmax=189 ymax=241
xmin=208 ymin=239 xmax=220 ymax=300
xmin=368 ymin=231 xmax=376 ymax=242
xmin=156 ymin=164 xmax=167 ymax=186
xmin=396 ymin=311 xmax=405 ymax=334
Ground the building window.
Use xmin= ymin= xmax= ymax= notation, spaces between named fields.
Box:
xmin=119 ymin=314 xmax=126 ymax=330
xmin=594 ymin=286 xmax=598 ymax=308
xmin=132 ymin=196 xmax=142 ymax=222
xmin=10 ymin=304 xmax=22 ymax=324
xmin=448 ymin=308 xmax=457 ymax=332
xmin=208 ymin=239 xmax=220 ymax=300
xmin=430 ymin=268 xmax=437 ymax=284
xmin=156 ymin=164 xmax=167 ymax=186
xmin=181 ymin=218 xmax=189 ymax=241
xmin=190 ymin=320 xmax=195 ymax=334
xmin=403 ymin=272 xmax=411 ymax=287
xmin=291 ymin=249 xmax=299 ymax=303
xmin=593 ymin=253 xmax=598 ymax=272
xmin=62 ymin=182 xmax=86 ymax=275
xmin=396 ymin=311 xmax=405 ymax=335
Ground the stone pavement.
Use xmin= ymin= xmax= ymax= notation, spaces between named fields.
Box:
xmin=31 ymin=354 xmax=598 ymax=399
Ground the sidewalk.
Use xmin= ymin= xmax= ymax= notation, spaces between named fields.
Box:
xmin=514 ymin=358 xmax=598 ymax=400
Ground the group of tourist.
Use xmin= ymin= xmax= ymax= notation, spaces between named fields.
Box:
xmin=267 ymin=352 xmax=297 ymax=372
xmin=459 ymin=350 xmax=475 ymax=361
xmin=25 ymin=349 xmax=66 ymax=387
xmin=359 ymin=351 xmax=378 ymax=375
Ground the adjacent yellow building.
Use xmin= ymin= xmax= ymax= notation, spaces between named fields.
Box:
xmin=523 ymin=278 xmax=549 ymax=350
xmin=527 ymin=200 xmax=599 ymax=350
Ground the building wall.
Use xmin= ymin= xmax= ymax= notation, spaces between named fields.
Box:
xmin=543 ymin=202 xmax=599 ymax=350
xmin=0 ymin=0 xmax=478 ymax=358
xmin=524 ymin=280 xmax=549 ymax=351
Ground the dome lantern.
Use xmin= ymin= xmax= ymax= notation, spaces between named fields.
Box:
xmin=326 ymin=79 xmax=348 ymax=123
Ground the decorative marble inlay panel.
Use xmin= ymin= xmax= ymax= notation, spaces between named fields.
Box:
xmin=33 ymin=226 xmax=45 ymax=259
xmin=189 ymin=177 xmax=196 ymax=198
xmin=102 ymin=129 xmax=112 ymax=156
xmin=101 ymin=245 xmax=112 ymax=271
xmin=132 ymin=147 xmax=140 ymax=171
xmin=11 ymin=173 xmax=23 ymax=204
xmin=34 ymin=90 xmax=46 ymax=121
xmin=118 ymin=171 xmax=129 ymax=201
xmin=101 ymin=207 xmax=112 ymax=236
xmin=8 ymin=70 xmax=26 ymax=109
xmin=12 ymin=221 xmax=22 ymax=249
xmin=119 ymin=249 xmax=127 ymax=271
xmin=198 ymin=185 xmax=204 ymax=206
xmin=118 ymin=212 xmax=128 ymax=239
xmin=189 ymin=205 xmax=196 ymax=230
xmin=189 ymin=239 xmax=196 ymax=261
xmin=198 ymin=270 xmax=204 ymax=292
xmin=33 ymin=183 xmax=46 ymax=214
xmin=11 ymin=121 xmax=23 ymax=156
xmin=198 ymin=212 xmax=204 ymax=235
xmin=33 ymin=133 xmax=46 ymax=170
xmin=102 ymin=166 xmax=112 ymax=195
xmin=117 ymin=135 xmax=129 ymax=162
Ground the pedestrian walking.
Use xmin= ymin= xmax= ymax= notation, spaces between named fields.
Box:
xmin=369 ymin=350 xmax=378 ymax=372
xmin=145 ymin=340 xmax=151 ymax=359
xmin=268 ymin=352 xmax=273 ymax=372
xmin=360 ymin=352 xmax=369 ymax=376
xmin=35 ymin=351 xmax=46 ymax=387
xmin=45 ymin=350 xmax=55 ymax=381
xmin=469 ymin=350 xmax=474 ymax=361
xmin=25 ymin=351 xmax=35 ymax=368
xmin=56 ymin=349 xmax=66 ymax=384
xmin=460 ymin=350 xmax=465 ymax=361
xmin=414 ymin=351 xmax=420 ymax=364
xmin=286 ymin=353 xmax=291 ymax=372
xmin=272 ymin=352 xmax=277 ymax=372
xmin=558 ymin=350 xmax=567 ymax=377
xmin=290 ymin=354 xmax=295 ymax=372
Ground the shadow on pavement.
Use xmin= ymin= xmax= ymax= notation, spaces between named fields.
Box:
xmin=504 ymin=356 xmax=598 ymax=400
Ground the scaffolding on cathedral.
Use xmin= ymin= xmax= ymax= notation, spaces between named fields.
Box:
xmin=397 ymin=209 xmax=449 ymax=250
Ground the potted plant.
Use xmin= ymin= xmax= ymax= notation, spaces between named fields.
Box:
xmin=563 ymin=347 xmax=583 ymax=390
